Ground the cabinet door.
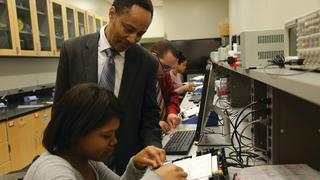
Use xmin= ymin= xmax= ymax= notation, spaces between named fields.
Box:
xmin=76 ymin=9 xmax=86 ymax=36
xmin=65 ymin=5 xmax=76 ymax=39
xmin=13 ymin=0 xmax=38 ymax=56
xmin=7 ymin=114 xmax=37 ymax=171
xmin=95 ymin=17 xmax=101 ymax=32
xmin=34 ymin=0 xmax=54 ymax=56
xmin=0 ymin=161 xmax=11 ymax=175
xmin=51 ymin=0 xmax=65 ymax=55
xmin=86 ymin=12 xmax=95 ymax=34
xmin=0 ymin=122 xmax=10 ymax=170
xmin=0 ymin=0 xmax=18 ymax=55
xmin=34 ymin=107 xmax=51 ymax=155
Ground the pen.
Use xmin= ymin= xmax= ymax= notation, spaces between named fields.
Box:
xmin=172 ymin=155 xmax=192 ymax=163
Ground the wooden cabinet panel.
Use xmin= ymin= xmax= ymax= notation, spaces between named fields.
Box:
xmin=86 ymin=12 xmax=95 ymax=34
xmin=1 ymin=0 xmax=107 ymax=57
xmin=0 ymin=121 xmax=7 ymax=144
xmin=35 ymin=107 xmax=51 ymax=154
xmin=7 ymin=114 xmax=37 ymax=171
xmin=0 ymin=142 xmax=10 ymax=165
xmin=0 ymin=122 xmax=10 ymax=173
xmin=34 ymin=0 xmax=55 ymax=56
xmin=0 ymin=161 xmax=11 ymax=175
xmin=0 ymin=0 xmax=18 ymax=55
xmin=76 ymin=9 xmax=86 ymax=36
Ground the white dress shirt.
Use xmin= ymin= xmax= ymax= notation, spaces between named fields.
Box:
xmin=98 ymin=25 xmax=125 ymax=97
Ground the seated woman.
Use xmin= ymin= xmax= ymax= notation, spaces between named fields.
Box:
xmin=170 ymin=51 xmax=194 ymax=95
xmin=24 ymin=83 xmax=187 ymax=180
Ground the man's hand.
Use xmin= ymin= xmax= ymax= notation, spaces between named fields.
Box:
xmin=167 ymin=113 xmax=181 ymax=129
xmin=133 ymin=146 xmax=166 ymax=170
xmin=159 ymin=120 xmax=170 ymax=134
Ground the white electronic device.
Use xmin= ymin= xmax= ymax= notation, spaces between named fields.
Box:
xmin=218 ymin=47 xmax=227 ymax=61
xmin=237 ymin=29 xmax=285 ymax=68
xmin=182 ymin=106 xmax=200 ymax=118
xmin=284 ymin=8 xmax=320 ymax=71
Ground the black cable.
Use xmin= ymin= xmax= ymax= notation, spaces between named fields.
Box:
xmin=232 ymin=103 xmax=258 ymax=163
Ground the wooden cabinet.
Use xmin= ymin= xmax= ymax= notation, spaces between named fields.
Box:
xmin=95 ymin=16 xmax=101 ymax=32
xmin=5 ymin=107 xmax=51 ymax=172
xmin=0 ymin=0 xmax=107 ymax=57
xmin=65 ymin=4 xmax=77 ymax=39
xmin=94 ymin=15 xmax=107 ymax=32
xmin=51 ymin=0 xmax=66 ymax=56
xmin=34 ymin=0 xmax=54 ymax=56
xmin=76 ymin=8 xmax=86 ymax=36
xmin=7 ymin=113 xmax=38 ymax=171
xmin=34 ymin=107 xmax=51 ymax=155
xmin=0 ymin=121 xmax=11 ymax=175
xmin=12 ymin=0 xmax=39 ymax=56
xmin=0 ymin=0 xmax=18 ymax=55
xmin=86 ymin=12 xmax=95 ymax=34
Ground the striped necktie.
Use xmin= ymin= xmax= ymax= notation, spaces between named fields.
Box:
xmin=156 ymin=82 xmax=167 ymax=121
xmin=99 ymin=48 xmax=119 ymax=92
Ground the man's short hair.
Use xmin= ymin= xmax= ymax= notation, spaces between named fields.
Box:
xmin=112 ymin=0 xmax=154 ymax=19
xmin=150 ymin=40 xmax=178 ymax=59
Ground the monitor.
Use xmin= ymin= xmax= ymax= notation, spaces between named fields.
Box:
xmin=195 ymin=61 xmax=232 ymax=146
xmin=195 ymin=62 xmax=214 ymax=141
xmin=171 ymin=38 xmax=221 ymax=74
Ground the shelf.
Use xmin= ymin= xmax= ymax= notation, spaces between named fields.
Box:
xmin=19 ymin=30 xmax=33 ymax=35
xmin=39 ymin=33 xmax=48 ymax=37
xmin=216 ymin=62 xmax=320 ymax=106
xmin=0 ymin=0 xmax=6 ymax=5
xmin=55 ymin=36 xmax=64 ymax=40
xmin=0 ymin=28 xmax=9 ymax=32
xmin=78 ymin=23 xmax=84 ymax=26
xmin=37 ymin=11 xmax=46 ymax=16
xmin=53 ymin=16 xmax=62 ymax=20
xmin=16 ymin=5 xmax=30 ymax=12
xmin=67 ymin=20 xmax=74 ymax=23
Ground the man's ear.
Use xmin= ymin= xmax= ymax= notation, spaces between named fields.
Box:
xmin=109 ymin=6 xmax=116 ymax=22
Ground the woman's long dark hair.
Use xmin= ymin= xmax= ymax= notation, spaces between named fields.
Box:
xmin=43 ymin=83 xmax=123 ymax=154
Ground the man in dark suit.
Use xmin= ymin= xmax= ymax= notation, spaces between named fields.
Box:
xmin=53 ymin=0 xmax=162 ymax=175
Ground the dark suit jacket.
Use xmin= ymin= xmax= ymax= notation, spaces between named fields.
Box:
xmin=53 ymin=32 xmax=162 ymax=174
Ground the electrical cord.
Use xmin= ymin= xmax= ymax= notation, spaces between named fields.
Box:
xmin=239 ymin=119 xmax=268 ymax=152
xmin=231 ymin=102 xmax=259 ymax=163
xmin=264 ymin=55 xmax=320 ymax=76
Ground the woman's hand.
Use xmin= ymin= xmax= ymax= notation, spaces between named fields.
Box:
xmin=183 ymin=83 xmax=195 ymax=92
xmin=133 ymin=146 xmax=166 ymax=170
xmin=155 ymin=163 xmax=188 ymax=180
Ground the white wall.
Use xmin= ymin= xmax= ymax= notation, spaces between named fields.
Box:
xmin=163 ymin=0 xmax=229 ymax=40
xmin=0 ymin=58 xmax=58 ymax=91
xmin=62 ymin=0 xmax=111 ymax=18
xmin=229 ymin=0 xmax=320 ymax=35
xmin=143 ymin=6 xmax=164 ymax=38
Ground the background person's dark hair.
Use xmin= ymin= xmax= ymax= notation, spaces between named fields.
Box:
xmin=43 ymin=83 xmax=123 ymax=154
xmin=112 ymin=0 xmax=154 ymax=19
xmin=176 ymin=50 xmax=187 ymax=64
xmin=150 ymin=40 xmax=178 ymax=59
